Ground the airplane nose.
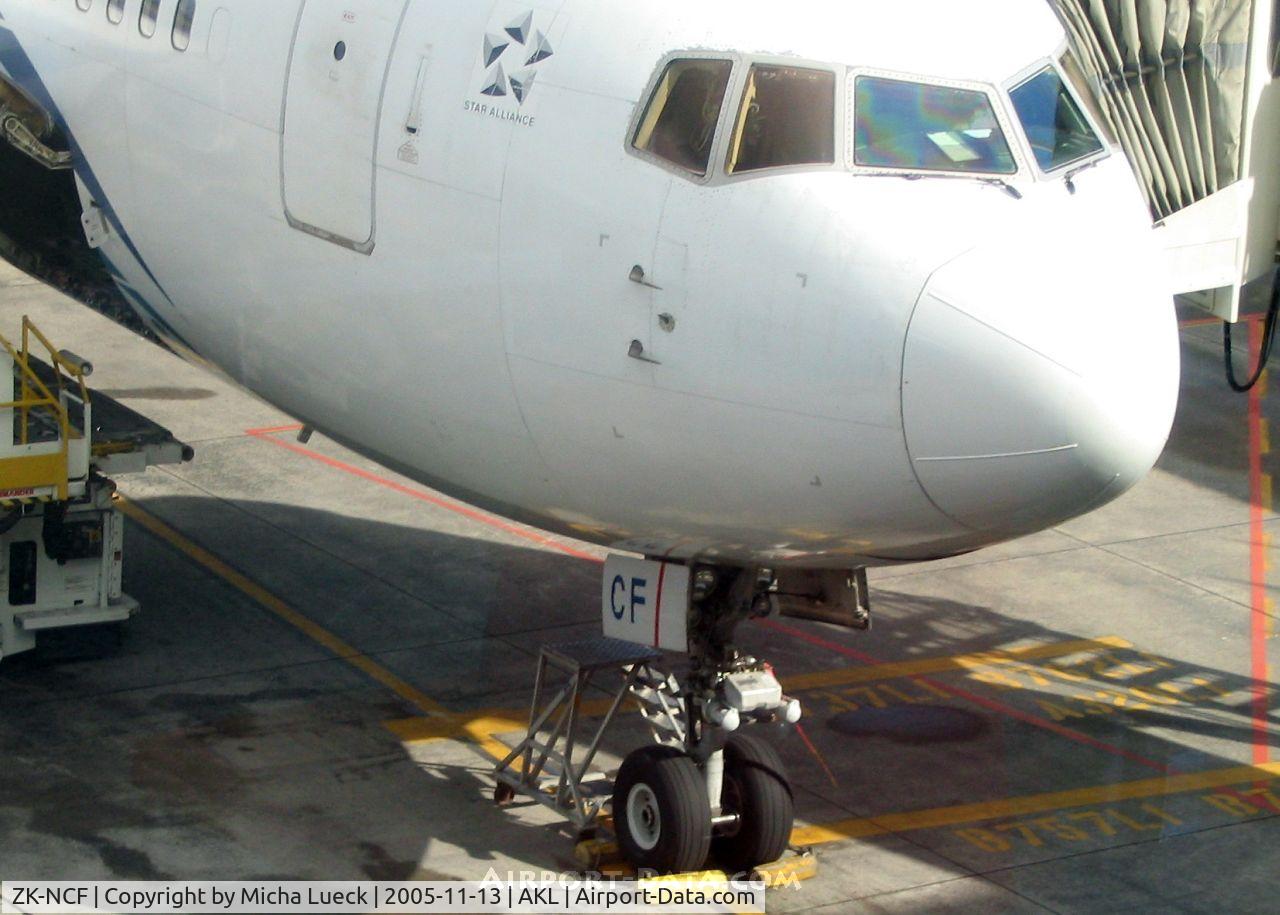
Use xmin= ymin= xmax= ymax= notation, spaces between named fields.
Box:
xmin=902 ymin=234 xmax=1180 ymax=536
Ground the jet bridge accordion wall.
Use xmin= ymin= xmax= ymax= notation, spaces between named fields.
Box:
xmin=1048 ymin=0 xmax=1279 ymax=319
xmin=1052 ymin=0 xmax=1253 ymax=218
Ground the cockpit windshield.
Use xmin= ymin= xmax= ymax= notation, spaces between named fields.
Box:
xmin=633 ymin=59 xmax=734 ymax=176
xmin=1009 ymin=66 xmax=1104 ymax=172
xmin=854 ymin=76 xmax=1016 ymax=175
xmin=727 ymin=65 xmax=836 ymax=174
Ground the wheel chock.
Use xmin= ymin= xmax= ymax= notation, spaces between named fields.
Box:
xmin=574 ymin=837 xmax=623 ymax=871
xmin=572 ymin=839 xmax=817 ymax=887
xmin=754 ymin=849 xmax=818 ymax=887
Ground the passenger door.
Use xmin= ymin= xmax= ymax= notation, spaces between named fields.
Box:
xmin=281 ymin=0 xmax=408 ymax=254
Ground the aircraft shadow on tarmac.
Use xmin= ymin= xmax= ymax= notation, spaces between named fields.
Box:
xmin=0 ymin=495 xmax=1275 ymax=886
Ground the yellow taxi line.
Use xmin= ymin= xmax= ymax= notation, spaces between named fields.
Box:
xmin=791 ymin=761 xmax=1280 ymax=845
xmin=779 ymin=636 xmax=1131 ymax=692
xmin=118 ymin=495 xmax=452 ymax=719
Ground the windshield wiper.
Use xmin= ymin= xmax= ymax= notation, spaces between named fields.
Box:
xmin=1062 ymin=157 xmax=1103 ymax=194
xmin=980 ymin=177 xmax=1023 ymax=200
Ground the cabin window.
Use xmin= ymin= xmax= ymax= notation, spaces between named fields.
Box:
xmin=106 ymin=0 xmax=124 ymax=25
xmin=633 ymin=58 xmax=733 ymax=176
xmin=172 ymin=0 xmax=197 ymax=51
xmin=76 ymin=0 xmax=92 ymax=12
xmin=139 ymin=0 xmax=160 ymax=38
xmin=1009 ymin=66 xmax=1104 ymax=172
xmin=854 ymin=76 xmax=1016 ymax=175
xmin=727 ymin=65 xmax=835 ymax=174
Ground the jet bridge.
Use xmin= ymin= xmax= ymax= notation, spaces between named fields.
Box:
xmin=1049 ymin=0 xmax=1280 ymax=320
xmin=1 ymin=317 xmax=192 ymax=662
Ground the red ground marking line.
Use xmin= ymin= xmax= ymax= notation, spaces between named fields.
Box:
xmin=759 ymin=618 xmax=1173 ymax=774
xmin=244 ymin=428 xmax=602 ymax=563
xmin=245 ymin=423 xmax=306 ymax=436
xmin=794 ymin=721 xmax=840 ymax=788
xmin=1247 ymin=320 xmax=1271 ymax=765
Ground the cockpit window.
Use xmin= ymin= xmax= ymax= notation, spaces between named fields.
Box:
xmin=633 ymin=59 xmax=733 ymax=176
xmin=854 ymin=76 xmax=1016 ymax=175
xmin=727 ymin=65 xmax=835 ymax=174
xmin=1058 ymin=50 xmax=1114 ymax=144
xmin=1009 ymin=66 xmax=1104 ymax=172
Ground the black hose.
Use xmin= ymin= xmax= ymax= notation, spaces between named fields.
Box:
xmin=1225 ymin=278 xmax=1280 ymax=393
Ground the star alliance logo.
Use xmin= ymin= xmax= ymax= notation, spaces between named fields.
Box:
xmin=478 ymin=10 xmax=554 ymax=106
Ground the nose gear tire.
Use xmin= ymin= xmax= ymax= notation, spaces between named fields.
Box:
xmin=713 ymin=733 xmax=794 ymax=873
xmin=612 ymin=745 xmax=712 ymax=874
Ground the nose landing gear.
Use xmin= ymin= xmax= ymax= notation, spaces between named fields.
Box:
xmin=494 ymin=563 xmax=809 ymax=876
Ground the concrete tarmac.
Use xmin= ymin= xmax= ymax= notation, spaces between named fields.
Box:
xmin=1 ymin=262 xmax=1276 ymax=913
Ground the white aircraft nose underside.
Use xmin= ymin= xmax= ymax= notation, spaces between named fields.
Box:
xmin=902 ymin=234 xmax=1181 ymax=538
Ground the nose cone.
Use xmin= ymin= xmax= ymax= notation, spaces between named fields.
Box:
xmin=902 ymin=233 xmax=1180 ymax=536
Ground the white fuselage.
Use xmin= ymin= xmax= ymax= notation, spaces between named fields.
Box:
xmin=0 ymin=0 xmax=1180 ymax=567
